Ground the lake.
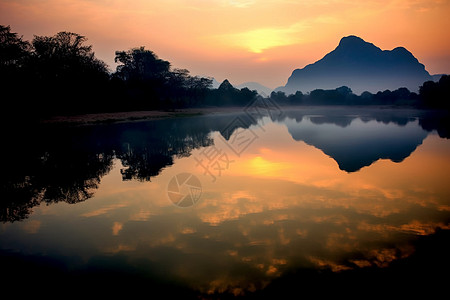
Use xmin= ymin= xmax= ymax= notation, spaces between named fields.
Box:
xmin=1 ymin=105 xmax=450 ymax=298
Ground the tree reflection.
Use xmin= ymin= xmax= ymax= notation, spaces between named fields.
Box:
xmin=1 ymin=127 xmax=115 ymax=222
xmin=1 ymin=113 xmax=255 ymax=222
xmin=2 ymin=108 xmax=448 ymax=222
xmin=418 ymin=110 xmax=450 ymax=139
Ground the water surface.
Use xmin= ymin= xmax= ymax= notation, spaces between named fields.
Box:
xmin=2 ymin=107 xmax=450 ymax=297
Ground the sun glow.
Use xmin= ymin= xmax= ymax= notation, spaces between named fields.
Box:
xmin=220 ymin=26 xmax=306 ymax=53
xmin=248 ymin=156 xmax=289 ymax=174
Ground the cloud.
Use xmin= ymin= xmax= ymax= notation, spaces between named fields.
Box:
xmin=112 ymin=221 xmax=123 ymax=236
xmin=81 ymin=203 xmax=127 ymax=217
xmin=226 ymin=0 xmax=257 ymax=8
xmin=22 ymin=220 xmax=41 ymax=234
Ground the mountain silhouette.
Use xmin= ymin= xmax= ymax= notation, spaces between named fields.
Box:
xmin=277 ymin=35 xmax=432 ymax=95
xmin=218 ymin=79 xmax=235 ymax=91
xmin=236 ymin=82 xmax=272 ymax=97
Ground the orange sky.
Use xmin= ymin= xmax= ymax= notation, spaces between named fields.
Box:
xmin=1 ymin=0 xmax=449 ymax=88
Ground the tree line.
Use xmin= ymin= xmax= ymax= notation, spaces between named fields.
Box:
xmin=0 ymin=25 xmax=258 ymax=119
xmin=270 ymin=76 xmax=450 ymax=109
xmin=1 ymin=25 xmax=448 ymax=121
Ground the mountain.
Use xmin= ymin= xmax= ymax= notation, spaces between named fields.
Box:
xmin=277 ymin=35 xmax=432 ymax=95
xmin=218 ymin=79 xmax=235 ymax=91
xmin=236 ymin=82 xmax=272 ymax=97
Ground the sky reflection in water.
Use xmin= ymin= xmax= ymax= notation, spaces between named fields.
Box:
xmin=1 ymin=108 xmax=450 ymax=295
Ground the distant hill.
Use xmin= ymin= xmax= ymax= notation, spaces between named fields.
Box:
xmin=236 ymin=82 xmax=272 ymax=97
xmin=210 ymin=77 xmax=221 ymax=89
xmin=276 ymin=35 xmax=432 ymax=95
xmin=207 ymin=78 xmax=273 ymax=95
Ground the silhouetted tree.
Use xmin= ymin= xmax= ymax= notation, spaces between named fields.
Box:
xmin=165 ymin=68 xmax=213 ymax=108
xmin=307 ymin=86 xmax=356 ymax=105
xmin=0 ymin=25 xmax=30 ymax=70
xmin=0 ymin=25 xmax=33 ymax=117
xmin=270 ymin=91 xmax=288 ymax=103
xmin=271 ymin=90 xmax=304 ymax=105
xmin=280 ymin=86 xmax=418 ymax=106
xmin=112 ymin=47 xmax=213 ymax=109
xmin=114 ymin=47 xmax=170 ymax=82
xmin=31 ymin=32 xmax=109 ymax=84
xmin=240 ymin=87 xmax=258 ymax=103
xmin=26 ymin=31 xmax=110 ymax=115
xmin=335 ymin=86 xmax=353 ymax=97
xmin=419 ymin=75 xmax=450 ymax=109
xmin=288 ymin=91 xmax=304 ymax=104
xmin=371 ymin=88 xmax=419 ymax=106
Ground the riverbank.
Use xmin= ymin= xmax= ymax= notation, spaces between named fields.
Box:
xmin=41 ymin=107 xmax=247 ymax=125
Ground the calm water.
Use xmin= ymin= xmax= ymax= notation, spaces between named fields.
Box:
xmin=2 ymin=106 xmax=450 ymax=297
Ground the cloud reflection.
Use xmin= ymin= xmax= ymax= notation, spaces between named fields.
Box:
xmin=2 ymin=112 xmax=449 ymax=296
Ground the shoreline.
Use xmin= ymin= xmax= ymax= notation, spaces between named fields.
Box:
xmin=41 ymin=107 xmax=247 ymax=125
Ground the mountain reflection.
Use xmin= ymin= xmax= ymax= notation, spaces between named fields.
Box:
xmin=275 ymin=107 xmax=449 ymax=172
xmin=286 ymin=115 xmax=428 ymax=172
xmin=2 ymin=107 xmax=448 ymax=223
xmin=1 ymin=107 xmax=450 ymax=297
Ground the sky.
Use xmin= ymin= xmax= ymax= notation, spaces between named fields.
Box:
xmin=1 ymin=0 xmax=449 ymax=88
